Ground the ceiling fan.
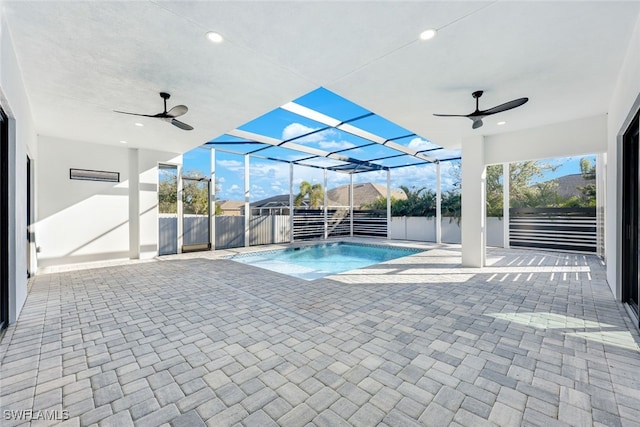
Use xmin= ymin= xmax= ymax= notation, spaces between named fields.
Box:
xmin=114 ymin=92 xmax=194 ymax=131
xmin=433 ymin=90 xmax=528 ymax=129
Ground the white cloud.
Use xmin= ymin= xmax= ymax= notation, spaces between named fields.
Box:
xmin=217 ymin=159 xmax=243 ymax=172
xmin=407 ymin=137 xmax=438 ymax=152
xmin=318 ymin=140 xmax=355 ymax=151
xmin=250 ymin=162 xmax=290 ymax=182
xmin=226 ymin=184 xmax=241 ymax=197
xmin=282 ymin=123 xmax=331 ymax=144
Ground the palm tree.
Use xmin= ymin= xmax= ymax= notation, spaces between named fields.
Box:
xmin=294 ymin=181 xmax=324 ymax=209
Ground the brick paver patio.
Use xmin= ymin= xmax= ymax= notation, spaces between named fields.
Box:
xmin=1 ymin=243 xmax=639 ymax=426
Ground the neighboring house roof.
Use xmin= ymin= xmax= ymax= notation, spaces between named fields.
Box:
xmin=218 ymin=200 xmax=244 ymax=210
xmin=250 ymin=182 xmax=407 ymax=209
xmin=326 ymin=183 xmax=406 ymax=207
xmin=536 ymin=173 xmax=595 ymax=198
xmin=251 ymin=194 xmax=304 ymax=208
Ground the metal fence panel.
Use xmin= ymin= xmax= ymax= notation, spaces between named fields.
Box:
xmin=352 ymin=210 xmax=387 ymax=237
xmin=249 ymin=215 xmax=290 ymax=245
xmin=159 ymin=214 xmax=178 ymax=255
xmin=215 ymin=216 xmax=245 ymax=249
xmin=509 ymin=207 xmax=597 ymax=253
xmin=183 ymin=215 xmax=209 ymax=246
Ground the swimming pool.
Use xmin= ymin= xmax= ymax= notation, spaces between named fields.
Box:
xmin=226 ymin=242 xmax=423 ymax=280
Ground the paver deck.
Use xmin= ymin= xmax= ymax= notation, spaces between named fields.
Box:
xmin=1 ymin=242 xmax=639 ymax=426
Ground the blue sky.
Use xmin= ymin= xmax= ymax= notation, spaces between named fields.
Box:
xmin=181 ymin=88 xmax=596 ymax=201
xmin=183 ymin=150 xmax=461 ymax=202
xmin=183 ymin=150 xmax=595 ymax=202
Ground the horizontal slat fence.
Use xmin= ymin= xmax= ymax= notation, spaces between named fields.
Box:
xmin=352 ymin=210 xmax=387 ymax=237
xmin=292 ymin=209 xmax=387 ymax=240
xmin=509 ymin=207 xmax=597 ymax=253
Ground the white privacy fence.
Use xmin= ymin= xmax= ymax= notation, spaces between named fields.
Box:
xmin=159 ymin=214 xmax=507 ymax=254
xmin=389 ymin=216 xmax=505 ymax=246
xmin=215 ymin=215 xmax=290 ymax=248
xmin=159 ymin=214 xmax=211 ymax=254
xmin=159 ymin=214 xmax=291 ymax=252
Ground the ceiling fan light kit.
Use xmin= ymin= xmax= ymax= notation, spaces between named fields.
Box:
xmin=114 ymin=92 xmax=194 ymax=131
xmin=433 ymin=90 xmax=528 ymax=129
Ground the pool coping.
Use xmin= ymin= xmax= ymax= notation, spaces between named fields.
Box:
xmin=37 ymin=238 xmax=452 ymax=275
xmin=221 ymin=239 xmax=431 ymax=280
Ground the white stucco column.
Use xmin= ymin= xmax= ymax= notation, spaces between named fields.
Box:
xmin=210 ymin=149 xmax=216 ymax=251
xmin=177 ymin=163 xmax=183 ymax=254
xmin=386 ymin=169 xmax=391 ymax=240
xmin=244 ymin=155 xmax=250 ymax=247
xmin=289 ymin=163 xmax=294 ymax=243
xmin=349 ymin=174 xmax=354 ymax=237
xmin=436 ymin=162 xmax=442 ymax=244
xmin=503 ymin=162 xmax=510 ymax=249
xmin=128 ymin=148 xmax=140 ymax=259
xmin=461 ymin=135 xmax=486 ymax=267
xmin=324 ymin=169 xmax=328 ymax=239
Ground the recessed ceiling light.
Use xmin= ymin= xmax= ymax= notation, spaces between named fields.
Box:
xmin=135 ymin=122 xmax=144 ymax=127
xmin=206 ymin=31 xmax=224 ymax=43
xmin=120 ymin=140 xmax=127 ymax=144
xmin=419 ymin=29 xmax=437 ymax=41
xmin=497 ymin=121 xmax=506 ymax=126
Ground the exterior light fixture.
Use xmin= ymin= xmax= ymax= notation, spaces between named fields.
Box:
xmin=497 ymin=121 xmax=506 ymax=126
xmin=120 ymin=140 xmax=128 ymax=144
xmin=419 ymin=29 xmax=437 ymax=40
xmin=206 ymin=32 xmax=224 ymax=43
xmin=134 ymin=122 xmax=144 ymax=127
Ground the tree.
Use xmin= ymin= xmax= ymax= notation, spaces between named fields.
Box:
xmin=486 ymin=158 xmax=596 ymax=210
xmin=294 ymin=181 xmax=324 ymax=208
xmin=441 ymin=190 xmax=461 ymax=220
xmin=485 ymin=165 xmax=503 ymax=217
xmin=580 ymin=157 xmax=596 ymax=180
xmin=363 ymin=186 xmax=436 ymax=216
xmin=576 ymin=157 xmax=596 ymax=206
xmin=183 ymin=171 xmax=210 ymax=215
xmin=159 ymin=170 xmax=178 ymax=214
xmin=158 ymin=169 xmax=222 ymax=215
xmin=395 ymin=186 xmax=436 ymax=216
xmin=508 ymin=161 xmax=558 ymax=207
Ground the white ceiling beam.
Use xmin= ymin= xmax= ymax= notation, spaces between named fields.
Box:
xmin=227 ymin=128 xmax=385 ymax=171
xmin=281 ymin=102 xmax=439 ymax=163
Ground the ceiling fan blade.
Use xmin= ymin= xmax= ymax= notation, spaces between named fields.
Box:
xmin=114 ymin=110 xmax=156 ymax=118
xmin=472 ymin=119 xmax=484 ymax=129
xmin=433 ymin=113 xmax=469 ymax=117
xmin=171 ymin=118 xmax=193 ymax=131
xmin=167 ymin=105 xmax=188 ymax=118
xmin=481 ymin=97 xmax=529 ymax=115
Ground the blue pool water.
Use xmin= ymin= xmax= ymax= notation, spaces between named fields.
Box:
xmin=227 ymin=242 xmax=422 ymax=280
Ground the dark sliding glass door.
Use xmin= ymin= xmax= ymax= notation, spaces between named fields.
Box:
xmin=622 ymin=112 xmax=640 ymax=322
xmin=0 ymin=109 xmax=8 ymax=331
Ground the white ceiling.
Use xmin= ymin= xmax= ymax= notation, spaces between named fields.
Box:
xmin=3 ymin=1 xmax=639 ymax=154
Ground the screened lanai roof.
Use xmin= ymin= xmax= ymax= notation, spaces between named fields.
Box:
xmin=204 ymin=88 xmax=461 ymax=173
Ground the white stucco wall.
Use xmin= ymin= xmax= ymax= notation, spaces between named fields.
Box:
xmin=484 ymin=115 xmax=607 ymax=165
xmin=460 ymin=115 xmax=607 ymax=268
xmin=607 ymin=14 xmax=640 ymax=297
xmin=36 ymin=136 xmax=182 ymax=267
xmin=0 ymin=11 xmax=37 ymax=322
xmin=37 ymin=136 xmax=131 ymax=267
